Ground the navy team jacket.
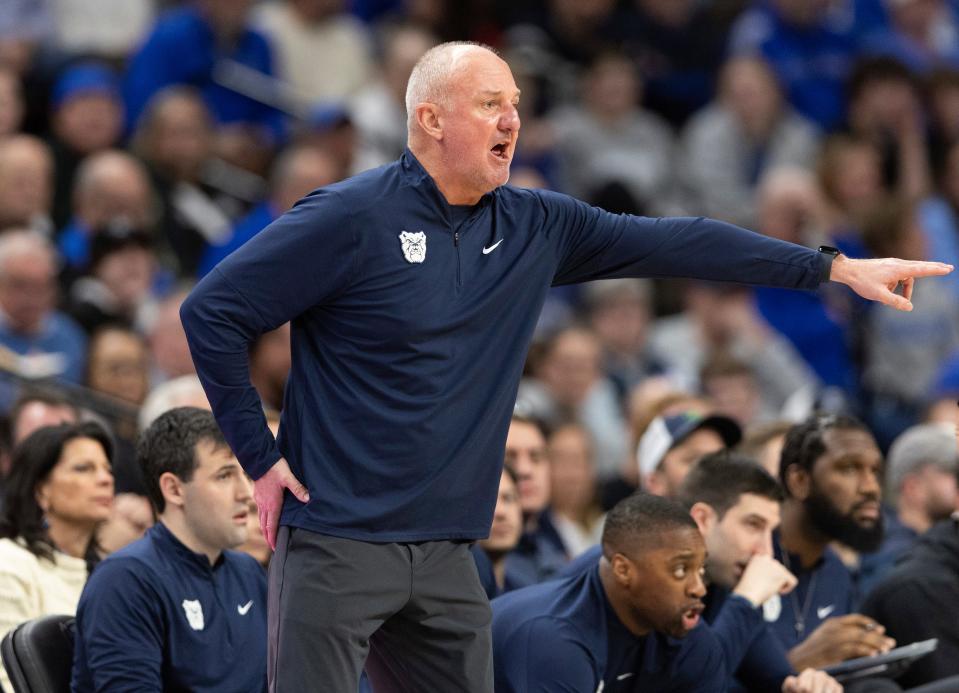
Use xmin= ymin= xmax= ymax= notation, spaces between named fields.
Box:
xmin=71 ymin=523 xmax=267 ymax=692
xmin=181 ymin=149 xmax=829 ymax=543
xmin=491 ymin=565 xmax=725 ymax=692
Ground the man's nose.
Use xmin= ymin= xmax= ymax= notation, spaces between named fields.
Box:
xmin=500 ymin=104 xmax=520 ymax=132
xmin=755 ymin=531 xmax=773 ymax=557
xmin=688 ymin=571 xmax=707 ymax=599
xmin=860 ymin=468 xmax=881 ymax=498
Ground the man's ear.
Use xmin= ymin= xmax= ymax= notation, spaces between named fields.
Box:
xmin=644 ymin=470 xmax=666 ymax=497
xmin=415 ymin=103 xmax=443 ymax=142
xmin=689 ymin=502 xmax=717 ymax=535
xmin=158 ymin=471 xmax=185 ymax=509
xmin=784 ymin=464 xmax=810 ymax=501
xmin=610 ymin=552 xmax=634 ymax=588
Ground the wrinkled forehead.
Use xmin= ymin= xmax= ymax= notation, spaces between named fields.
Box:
xmin=452 ymin=49 xmax=519 ymax=97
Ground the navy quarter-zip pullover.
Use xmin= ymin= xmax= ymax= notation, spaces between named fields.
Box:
xmin=181 ymin=150 xmax=829 ymax=542
xmin=491 ymin=565 xmax=726 ymax=692
xmin=71 ymin=523 xmax=267 ymax=692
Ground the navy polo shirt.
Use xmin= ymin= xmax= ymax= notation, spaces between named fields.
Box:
xmin=491 ymin=565 xmax=725 ymax=692
xmin=766 ymin=533 xmax=855 ymax=651
xmin=71 ymin=523 xmax=267 ymax=692
xmin=181 ymin=149 xmax=829 ymax=544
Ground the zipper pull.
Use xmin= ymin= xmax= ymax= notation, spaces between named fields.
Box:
xmin=454 ymin=231 xmax=459 ymax=246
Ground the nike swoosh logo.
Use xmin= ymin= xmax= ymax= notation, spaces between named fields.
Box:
xmin=616 ymin=673 xmax=635 ymax=681
xmin=237 ymin=600 xmax=253 ymax=616
xmin=482 ymin=239 xmax=503 ymax=254
xmin=817 ymin=604 xmax=835 ymax=619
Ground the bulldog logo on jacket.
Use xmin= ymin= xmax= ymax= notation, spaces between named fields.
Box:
xmin=399 ymin=231 xmax=426 ymax=263
xmin=182 ymin=599 xmax=205 ymax=631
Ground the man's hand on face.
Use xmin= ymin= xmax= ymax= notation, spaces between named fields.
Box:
xmin=733 ymin=554 xmax=798 ymax=608
xmin=782 ymin=668 xmax=843 ymax=693
xmin=787 ymin=614 xmax=895 ymax=671
xmin=253 ymin=458 xmax=310 ymax=550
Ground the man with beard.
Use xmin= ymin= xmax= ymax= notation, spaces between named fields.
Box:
xmin=491 ymin=493 xmax=725 ymax=692
xmin=772 ymin=414 xmax=896 ymax=671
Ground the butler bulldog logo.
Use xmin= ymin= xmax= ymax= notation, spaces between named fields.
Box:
xmin=182 ymin=599 xmax=205 ymax=631
xmin=399 ymin=231 xmax=426 ymax=264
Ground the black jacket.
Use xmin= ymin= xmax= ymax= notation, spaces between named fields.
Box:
xmin=861 ymin=517 xmax=959 ymax=688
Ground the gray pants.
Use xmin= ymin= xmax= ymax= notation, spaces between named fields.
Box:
xmin=267 ymin=526 xmax=493 ymax=693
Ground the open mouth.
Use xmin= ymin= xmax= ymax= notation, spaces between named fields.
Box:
xmin=490 ymin=142 xmax=509 ymax=160
xmin=681 ymin=603 xmax=704 ymax=631
xmin=233 ymin=511 xmax=249 ymax=525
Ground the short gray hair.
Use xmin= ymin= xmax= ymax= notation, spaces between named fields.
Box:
xmin=0 ymin=230 xmax=56 ymax=277
xmin=886 ymin=423 xmax=957 ymax=504
xmin=405 ymin=41 xmax=498 ymax=132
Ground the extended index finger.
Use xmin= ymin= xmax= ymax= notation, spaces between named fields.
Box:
xmin=896 ymin=260 xmax=954 ymax=278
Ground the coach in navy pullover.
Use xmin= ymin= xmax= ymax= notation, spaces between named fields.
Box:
xmin=179 ymin=42 xmax=949 ymax=690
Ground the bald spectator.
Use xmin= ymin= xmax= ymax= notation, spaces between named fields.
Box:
xmin=350 ymin=23 xmax=436 ymax=171
xmin=199 ymin=145 xmax=338 ymax=276
xmin=48 ymin=62 xmax=125 ymax=228
xmin=57 ymin=150 xmax=154 ymax=272
xmin=0 ymin=135 xmax=53 ymax=234
xmin=253 ymin=0 xmax=374 ymax=104
xmin=0 ymin=231 xmax=86 ymax=383
xmin=138 ymin=374 xmax=210 ymax=432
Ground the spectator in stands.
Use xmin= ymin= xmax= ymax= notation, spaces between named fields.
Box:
xmin=0 ymin=66 xmax=24 ymax=138
xmin=518 ymin=326 xmax=629 ymax=481
xmin=816 ymin=134 xmax=885 ymax=255
xmin=350 ymin=23 xmax=436 ymax=171
xmin=699 ymin=352 xmax=768 ymax=429
xmin=637 ymin=410 xmax=741 ymax=498
xmin=773 ymin=414 xmax=895 ymax=671
xmin=67 ymin=224 xmax=158 ymax=334
xmin=0 ymin=231 xmax=87 ymax=383
xmin=751 ymin=167 xmax=853 ymax=393
xmin=491 ymin=493 xmax=725 ymax=691
xmin=845 ymin=56 xmax=931 ymax=203
xmin=502 ymin=413 xmax=566 ymax=585
xmin=146 ymin=288 xmax=197 ymax=384
xmin=857 ymin=196 xmax=959 ymax=445
xmin=549 ymin=50 xmax=675 ymax=215
xmin=199 ymin=144 xmax=339 ymax=276
xmin=0 ymin=0 xmax=54 ymax=77
xmin=547 ymin=422 xmax=603 ymax=558
xmin=648 ymin=281 xmax=820 ymax=418
xmin=132 ymin=87 xmax=243 ymax=276
xmin=583 ymin=278 xmax=661 ymax=407
xmin=472 ymin=466 xmax=524 ymax=598
xmin=86 ymin=325 xmax=150 ymax=409
xmin=0 ymin=135 xmax=53 ymax=234
xmin=71 ymin=406 xmax=267 ymax=691
xmin=859 ymin=423 xmax=958 ymax=592
xmin=124 ymin=0 xmax=284 ymax=142
xmin=48 ymin=62 xmax=125 ymax=228
xmin=727 ymin=0 xmax=856 ymax=130
xmin=739 ymin=420 xmax=794 ymax=478
xmin=49 ymin=0 xmax=154 ymax=61
xmin=138 ymin=375 xmax=210 ymax=432
xmin=253 ymin=0 xmax=374 ymax=104
xmin=58 ymin=149 xmax=155 ymax=273
xmin=96 ymin=491 xmax=154 ymax=555
xmin=679 ymin=55 xmax=820 ymax=229
xmin=859 ymin=0 xmax=959 ymax=73
xmin=0 ymin=421 xmax=114 ymax=689
xmin=861 ymin=511 xmax=959 ymax=686
xmin=925 ymin=67 xmax=959 ymax=155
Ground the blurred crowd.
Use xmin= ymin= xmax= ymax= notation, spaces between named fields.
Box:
xmin=0 ymin=0 xmax=958 ymax=690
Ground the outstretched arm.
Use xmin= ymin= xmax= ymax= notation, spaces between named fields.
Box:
xmin=828 ymin=254 xmax=953 ymax=311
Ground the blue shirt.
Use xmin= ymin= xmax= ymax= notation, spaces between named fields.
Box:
xmin=491 ymin=565 xmax=726 ymax=692
xmin=123 ymin=6 xmax=284 ymax=140
xmin=71 ymin=522 xmax=267 ymax=693
xmin=198 ymin=201 xmax=277 ymax=278
xmin=180 ymin=150 xmax=829 ymax=544
xmin=767 ymin=533 xmax=855 ymax=651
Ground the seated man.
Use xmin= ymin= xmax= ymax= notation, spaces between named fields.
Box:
xmin=71 ymin=407 xmax=267 ymax=692
xmin=492 ymin=493 xmax=726 ymax=692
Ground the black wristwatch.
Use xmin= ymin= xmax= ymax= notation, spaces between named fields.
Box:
xmin=818 ymin=245 xmax=841 ymax=282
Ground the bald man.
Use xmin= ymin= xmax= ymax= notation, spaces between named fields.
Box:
xmin=181 ymin=42 xmax=952 ymax=691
